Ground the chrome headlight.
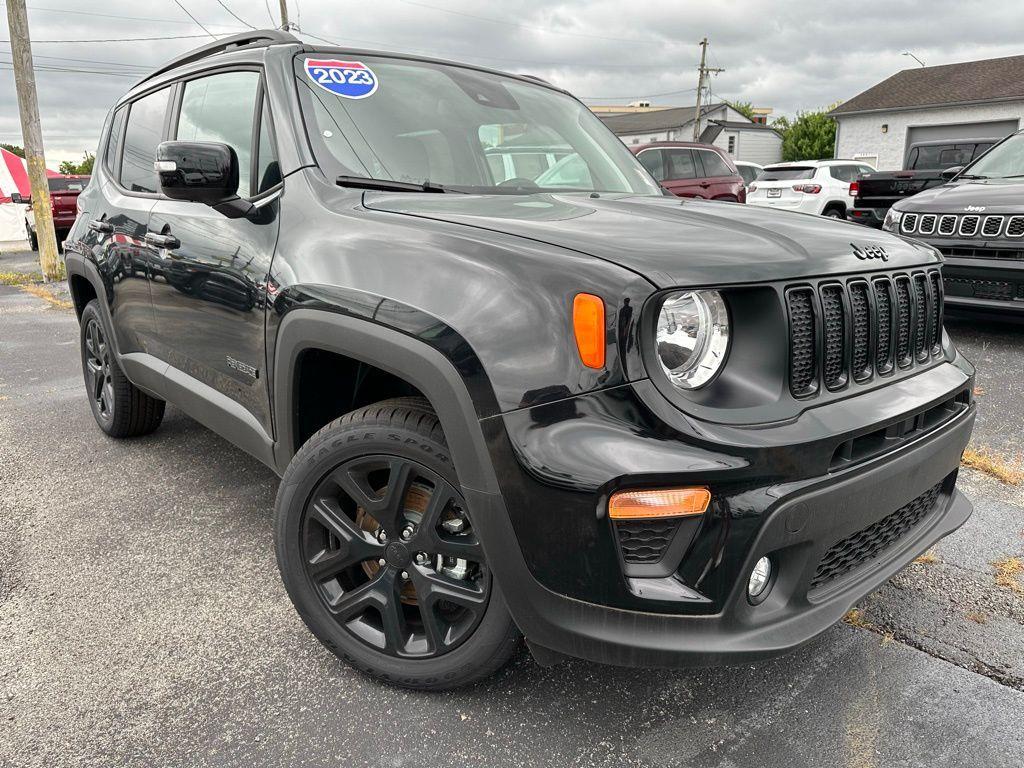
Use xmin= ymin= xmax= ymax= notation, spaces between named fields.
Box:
xmin=655 ymin=290 xmax=730 ymax=389
xmin=882 ymin=208 xmax=903 ymax=232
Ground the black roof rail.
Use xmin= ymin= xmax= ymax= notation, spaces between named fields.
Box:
xmin=136 ymin=29 xmax=299 ymax=86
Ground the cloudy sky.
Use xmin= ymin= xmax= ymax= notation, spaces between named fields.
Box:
xmin=2 ymin=0 xmax=1023 ymax=166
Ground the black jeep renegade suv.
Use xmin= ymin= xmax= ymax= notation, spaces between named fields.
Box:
xmin=65 ymin=31 xmax=977 ymax=690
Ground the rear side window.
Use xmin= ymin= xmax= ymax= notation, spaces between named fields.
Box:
xmin=104 ymin=107 xmax=126 ymax=175
xmin=177 ymin=71 xmax=261 ymax=197
xmin=664 ymin=148 xmax=698 ymax=180
xmin=697 ymin=149 xmax=733 ymax=178
xmin=637 ymin=149 xmax=665 ymax=181
xmin=121 ymin=87 xmax=171 ymax=193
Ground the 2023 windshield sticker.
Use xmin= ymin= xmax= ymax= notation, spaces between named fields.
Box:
xmin=304 ymin=59 xmax=379 ymax=99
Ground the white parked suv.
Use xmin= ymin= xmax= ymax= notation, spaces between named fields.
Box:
xmin=747 ymin=159 xmax=875 ymax=218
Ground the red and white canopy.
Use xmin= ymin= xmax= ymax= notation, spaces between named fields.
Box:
xmin=0 ymin=146 xmax=58 ymax=203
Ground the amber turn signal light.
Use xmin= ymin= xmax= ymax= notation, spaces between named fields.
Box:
xmin=608 ymin=487 xmax=711 ymax=520
xmin=573 ymin=293 xmax=605 ymax=369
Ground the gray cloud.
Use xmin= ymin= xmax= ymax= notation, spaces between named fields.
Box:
xmin=1 ymin=0 xmax=1021 ymax=165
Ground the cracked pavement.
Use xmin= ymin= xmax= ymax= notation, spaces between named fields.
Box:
xmin=1 ymin=251 xmax=1023 ymax=767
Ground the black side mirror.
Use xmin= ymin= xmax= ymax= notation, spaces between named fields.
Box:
xmin=155 ymin=141 xmax=252 ymax=218
xmin=941 ymin=165 xmax=964 ymax=180
xmin=11 ymin=192 xmax=27 ymax=204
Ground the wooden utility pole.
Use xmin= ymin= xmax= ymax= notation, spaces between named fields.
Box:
xmin=277 ymin=0 xmax=290 ymax=30
xmin=692 ymin=38 xmax=725 ymax=142
xmin=5 ymin=0 xmax=60 ymax=280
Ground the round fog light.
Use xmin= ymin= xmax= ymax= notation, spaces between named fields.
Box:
xmin=748 ymin=556 xmax=772 ymax=602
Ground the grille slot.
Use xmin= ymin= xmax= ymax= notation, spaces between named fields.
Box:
xmin=820 ymin=285 xmax=847 ymax=390
xmin=874 ymin=278 xmax=894 ymax=374
xmin=1007 ymin=216 xmax=1024 ymax=237
xmin=958 ymin=215 xmax=980 ymax=237
xmin=810 ymin=481 xmax=944 ymax=590
xmin=615 ymin=519 xmax=679 ymax=564
xmin=913 ymin=273 xmax=929 ymax=362
xmin=982 ymin=215 xmax=1004 ymax=237
xmin=900 ymin=213 xmax=919 ymax=234
xmin=928 ymin=272 xmax=943 ymax=354
xmin=849 ymin=281 xmax=872 ymax=382
xmin=894 ymin=277 xmax=912 ymax=368
xmin=938 ymin=214 xmax=957 ymax=235
xmin=786 ymin=288 xmax=817 ymax=396
xmin=917 ymin=214 xmax=937 ymax=235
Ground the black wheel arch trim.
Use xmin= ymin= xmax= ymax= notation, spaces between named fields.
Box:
xmin=272 ymin=307 xmax=502 ymax=494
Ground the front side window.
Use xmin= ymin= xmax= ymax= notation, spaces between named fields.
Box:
xmin=698 ymin=149 xmax=733 ymax=178
xmin=295 ymin=55 xmax=661 ymax=195
xmin=255 ymin=98 xmax=282 ymax=194
xmin=177 ymin=71 xmax=261 ymax=197
xmin=637 ymin=149 xmax=665 ymax=181
xmin=121 ymin=87 xmax=171 ymax=193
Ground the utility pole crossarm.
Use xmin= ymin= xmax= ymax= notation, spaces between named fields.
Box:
xmin=5 ymin=0 xmax=61 ymax=281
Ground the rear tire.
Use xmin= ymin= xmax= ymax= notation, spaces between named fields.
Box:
xmin=823 ymin=206 xmax=845 ymax=219
xmin=275 ymin=397 xmax=520 ymax=690
xmin=28 ymin=227 xmax=37 ymax=251
xmin=79 ymin=300 xmax=165 ymax=438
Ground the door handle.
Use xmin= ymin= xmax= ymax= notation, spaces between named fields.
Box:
xmin=144 ymin=231 xmax=179 ymax=249
xmin=88 ymin=219 xmax=113 ymax=233
xmin=699 ymin=181 xmax=711 ymax=187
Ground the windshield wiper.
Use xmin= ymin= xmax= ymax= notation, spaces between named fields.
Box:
xmin=336 ymin=175 xmax=457 ymax=193
xmin=955 ymin=174 xmax=989 ymax=179
xmin=995 ymin=174 xmax=1024 ymax=179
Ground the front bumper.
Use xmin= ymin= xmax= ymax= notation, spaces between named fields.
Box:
xmin=939 ymin=251 xmax=1024 ymax=317
xmin=473 ymin=362 xmax=975 ymax=667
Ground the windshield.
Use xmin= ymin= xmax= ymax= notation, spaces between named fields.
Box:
xmin=294 ymin=55 xmax=661 ymax=195
xmin=960 ymin=132 xmax=1024 ymax=178
xmin=759 ymin=166 xmax=816 ymax=181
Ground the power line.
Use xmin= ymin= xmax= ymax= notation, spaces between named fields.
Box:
xmin=22 ymin=5 xmax=244 ymax=27
xmin=396 ymin=0 xmax=672 ymax=45
xmin=0 ymin=34 xmax=214 ymax=43
xmin=582 ymin=87 xmax=697 ymax=101
xmin=0 ymin=48 xmax=149 ymax=70
xmin=215 ymin=0 xmax=256 ymax=30
xmin=173 ymin=1 xmax=216 ymax=38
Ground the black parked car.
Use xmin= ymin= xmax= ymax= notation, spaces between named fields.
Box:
xmin=884 ymin=129 xmax=1024 ymax=318
xmin=65 ymin=31 xmax=976 ymax=690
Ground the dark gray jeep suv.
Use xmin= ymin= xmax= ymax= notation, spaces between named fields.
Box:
xmin=65 ymin=31 xmax=976 ymax=689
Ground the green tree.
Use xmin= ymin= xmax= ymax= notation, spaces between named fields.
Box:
xmin=1 ymin=143 xmax=25 ymax=157
xmin=776 ymin=108 xmax=837 ymax=161
xmin=58 ymin=151 xmax=94 ymax=175
xmin=728 ymin=101 xmax=757 ymax=122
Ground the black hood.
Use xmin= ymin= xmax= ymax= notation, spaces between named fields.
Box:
xmin=364 ymin=193 xmax=939 ymax=289
xmin=895 ymin=178 xmax=1024 ymax=214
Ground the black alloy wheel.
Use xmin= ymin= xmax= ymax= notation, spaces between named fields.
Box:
xmin=301 ymin=454 xmax=490 ymax=659
xmin=84 ymin=316 xmax=115 ymax=424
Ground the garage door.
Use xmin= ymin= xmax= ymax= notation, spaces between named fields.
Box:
xmin=905 ymin=119 xmax=1018 ymax=158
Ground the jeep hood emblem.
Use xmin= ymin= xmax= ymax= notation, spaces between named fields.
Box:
xmin=852 ymin=243 xmax=889 ymax=262
xmin=964 ymin=205 xmax=986 ymax=212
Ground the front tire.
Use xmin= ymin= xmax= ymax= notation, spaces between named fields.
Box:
xmin=79 ymin=300 xmax=165 ymax=437
xmin=275 ymin=398 xmax=519 ymax=690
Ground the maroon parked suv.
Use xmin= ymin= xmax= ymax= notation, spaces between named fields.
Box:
xmin=631 ymin=141 xmax=746 ymax=202
xmin=19 ymin=175 xmax=90 ymax=250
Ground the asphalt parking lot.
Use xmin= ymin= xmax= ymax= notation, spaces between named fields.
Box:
xmin=1 ymin=250 xmax=1023 ymax=767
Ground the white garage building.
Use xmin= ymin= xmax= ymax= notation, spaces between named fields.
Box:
xmin=831 ymin=55 xmax=1024 ymax=171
